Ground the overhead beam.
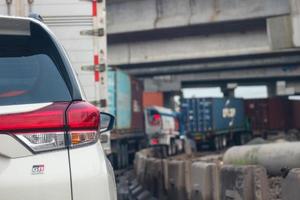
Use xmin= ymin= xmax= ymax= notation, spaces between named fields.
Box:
xmin=124 ymin=53 xmax=300 ymax=77
xmin=142 ymin=65 xmax=300 ymax=90
xmin=107 ymin=0 xmax=289 ymax=34
xmin=176 ymin=65 xmax=300 ymax=82
xmin=108 ymin=27 xmax=269 ymax=65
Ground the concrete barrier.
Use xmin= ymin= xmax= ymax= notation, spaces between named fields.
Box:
xmin=166 ymin=160 xmax=192 ymax=200
xmin=282 ymin=168 xmax=300 ymax=200
xmin=220 ymin=165 xmax=269 ymax=200
xmin=143 ymin=158 xmax=166 ymax=199
xmin=134 ymin=152 xmax=142 ymax=176
xmin=131 ymin=185 xmax=144 ymax=198
xmin=198 ymin=154 xmax=223 ymax=164
xmin=136 ymin=191 xmax=152 ymax=200
xmin=163 ymin=159 xmax=169 ymax=192
xmin=136 ymin=154 xmax=147 ymax=186
xmin=134 ymin=147 xmax=273 ymax=200
xmin=191 ymin=162 xmax=220 ymax=200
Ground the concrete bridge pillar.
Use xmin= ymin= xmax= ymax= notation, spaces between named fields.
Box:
xmin=221 ymin=83 xmax=237 ymax=98
xmin=163 ymin=91 xmax=182 ymax=110
xmin=143 ymin=78 xmax=182 ymax=109
xmin=268 ymin=81 xmax=296 ymax=97
xmin=267 ymin=83 xmax=277 ymax=97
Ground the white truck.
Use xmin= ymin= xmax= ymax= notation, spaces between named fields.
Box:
xmin=0 ymin=0 xmax=112 ymax=152
xmin=144 ymin=106 xmax=181 ymax=154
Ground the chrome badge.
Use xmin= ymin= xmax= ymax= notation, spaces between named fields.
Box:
xmin=32 ymin=165 xmax=45 ymax=175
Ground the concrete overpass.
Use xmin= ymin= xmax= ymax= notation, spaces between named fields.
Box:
xmin=107 ymin=0 xmax=300 ymax=96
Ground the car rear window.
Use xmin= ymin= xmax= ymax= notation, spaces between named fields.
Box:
xmin=0 ymin=31 xmax=72 ymax=106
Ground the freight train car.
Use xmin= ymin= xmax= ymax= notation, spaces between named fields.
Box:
xmin=291 ymin=100 xmax=300 ymax=130
xmin=245 ymin=97 xmax=291 ymax=137
xmin=181 ymin=98 xmax=248 ymax=150
xmin=107 ymin=68 xmax=146 ymax=169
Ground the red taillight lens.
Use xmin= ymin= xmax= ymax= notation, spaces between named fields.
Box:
xmin=67 ymin=101 xmax=100 ymax=130
xmin=0 ymin=102 xmax=68 ymax=132
xmin=67 ymin=101 xmax=100 ymax=147
xmin=151 ymin=138 xmax=159 ymax=145
xmin=0 ymin=101 xmax=100 ymax=153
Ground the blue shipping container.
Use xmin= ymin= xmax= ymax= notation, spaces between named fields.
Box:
xmin=108 ymin=70 xmax=132 ymax=129
xmin=116 ymin=70 xmax=132 ymax=129
xmin=181 ymin=98 xmax=245 ymax=136
xmin=108 ymin=70 xmax=116 ymax=117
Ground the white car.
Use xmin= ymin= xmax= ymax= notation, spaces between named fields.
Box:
xmin=0 ymin=16 xmax=117 ymax=200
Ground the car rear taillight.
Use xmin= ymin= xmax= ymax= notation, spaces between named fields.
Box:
xmin=0 ymin=101 xmax=100 ymax=153
xmin=17 ymin=132 xmax=66 ymax=152
xmin=67 ymin=101 xmax=100 ymax=148
xmin=150 ymin=138 xmax=159 ymax=145
xmin=0 ymin=102 xmax=68 ymax=132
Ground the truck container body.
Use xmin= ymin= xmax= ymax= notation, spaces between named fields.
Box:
xmin=245 ymin=98 xmax=291 ymax=135
xmin=181 ymin=98 xmax=245 ymax=136
xmin=290 ymin=100 xmax=300 ymax=129
xmin=131 ymin=78 xmax=145 ymax=132
xmin=107 ymin=69 xmax=144 ymax=133
xmin=176 ymin=112 xmax=186 ymax=137
xmin=10 ymin=0 xmax=108 ymax=105
xmin=107 ymin=69 xmax=145 ymax=169
xmin=108 ymin=70 xmax=116 ymax=117
xmin=143 ymin=92 xmax=164 ymax=107
xmin=115 ymin=70 xmax=132 ymax=129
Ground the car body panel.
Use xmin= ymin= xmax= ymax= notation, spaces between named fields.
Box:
xmin=69 ymin=141 xmax=117 ymax=200
xmin=0 ymin=146 xmax=72 ymax=200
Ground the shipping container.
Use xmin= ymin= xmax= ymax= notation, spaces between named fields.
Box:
xmin=107 ymin=68 xmax=146 ymax=169
xmin=108 ymin=68 xmax=144 ymax=134
xmin=181 ymin=98 xmax=245 ymax=135
xmin=245 ymin=97 xmax=291 ymax=135
xmin=131 ymin=78 xmax=145 ymax=133
xmin=108 ymin=70 xmax=116 ymax=117
xmin=268 ymin=97 xmax=291 ymax=130
xmin=181 ymin=98 xmax=246 ymax=149
xmin=244 ymin=99 xmax=269 ymax=135
xmin=116 ymin=70 xmax=132 ymax=129
xmin=143 ymin=92 xmax=164 ymax=107
xmin=290 ymin=100 xmax=300 ymax=129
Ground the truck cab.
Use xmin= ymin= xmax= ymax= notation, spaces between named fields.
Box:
xmin=144 ymin=106 xmax=180 ymax=153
